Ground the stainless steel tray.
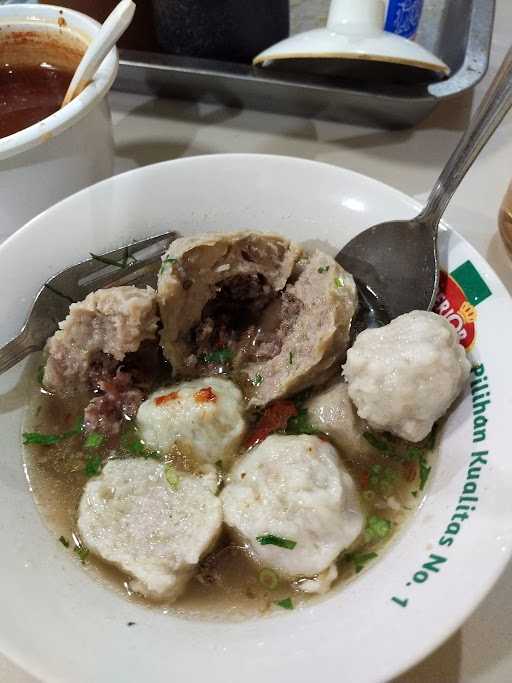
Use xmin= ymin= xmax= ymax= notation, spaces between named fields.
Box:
xmin=113 ymin=0 xmax=495 ymax=129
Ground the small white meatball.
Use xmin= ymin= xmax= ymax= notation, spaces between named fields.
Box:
xmin=221 ymin=434 xmax=364 ymax=581
xmin=137 ymin=377 xmax=246 ymax=466
xmin=78 ymin=459 xmax=222 ymax=601
xmin=343 ymin=311 xmax=471 ymax=442
xmin=306 ymin=379 xmax=375 ymax=466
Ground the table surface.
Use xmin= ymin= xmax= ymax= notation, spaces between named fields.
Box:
xmin=2 ymin=1 xmax=512 ymax=680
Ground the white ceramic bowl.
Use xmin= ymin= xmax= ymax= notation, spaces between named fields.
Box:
xmin=0 ymin=3 xmax=118 ymax=241
xmin=0 ymin=154 xmax=511 ymax=683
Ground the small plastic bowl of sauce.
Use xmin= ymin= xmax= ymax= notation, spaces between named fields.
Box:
xmin=0 ymin=5 xmax=118 ymax=240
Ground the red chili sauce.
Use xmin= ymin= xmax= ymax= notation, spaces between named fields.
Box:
xmin=0 ymin=30 xmax=84 ymax=140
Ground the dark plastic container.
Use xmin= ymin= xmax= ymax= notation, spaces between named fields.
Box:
xmin=152 ymin=0 xmax=290 ymax=64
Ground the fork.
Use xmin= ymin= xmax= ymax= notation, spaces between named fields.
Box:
xmin=0 ymin=230 xmax=178 ymax=374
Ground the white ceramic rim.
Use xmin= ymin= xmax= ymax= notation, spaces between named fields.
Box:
xmin=0 ymin=154 xmax=510 ymax=683
xmin=0 ymin=3 xmax=118 ymax=161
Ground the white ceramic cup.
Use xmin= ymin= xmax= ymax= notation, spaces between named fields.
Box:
xmin=0 ymin=3 xmax=118 ymax=242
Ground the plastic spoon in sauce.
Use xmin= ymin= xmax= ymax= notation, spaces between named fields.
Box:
xmin=61 ymin=0 xmax=135 ymax=107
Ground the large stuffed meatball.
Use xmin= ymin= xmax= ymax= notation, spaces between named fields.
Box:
xmin=343 ymin=311 xmax=470 ymax=442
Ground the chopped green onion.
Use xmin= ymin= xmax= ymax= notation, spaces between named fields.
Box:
xmin=24 ymin=416 xmax=83 ymax=447
xmin=90 ymin=248 xmax=136 ymax=269
xmin=425 ymin=424 xmax=438 ymax=451
xmin=411 ymin=490 xmax=418 ymax=498
xmin=159 ymin=256 xmax=177 ymax=274
xmin=288 ymin=351 xmax=293 ymax=365
xmin=256 ymin=534 xmax=297 ymax=550
xmin=122 ymin=433 xmax=161 ymax=460
xmin=251 ymin=373 xmax=264 ymax=387
xmin=44 ymin=283 xmax=75 ymax=304
xmin=165 ymin=464 xmax=180 ymax=491
xmin=363 ymin=431 xmax=389 ymax=452
xmin=200 ymin=348 xmax=234 ymax=365
xmin=259 ymin=568 xmax=279 ymax=590
xmin=404 ymin=447 xmax=424 ymax=462
xmin=286 ymin=408 xmax=317 ymax=435
xmin=85 ymin=455 xmax=102 ymax=478
xmin=84 ymin=432 xmax=105 ymax=449
xmin=317 ymin=265 xmax=330 ymax=274
xmin=23 ymin=432 xmax=62 ymax=446
xmin=345 ymin=551 xmax=378 ymax=573
xmin=37 ymin=365 xmax=45 ymax=387
xmin=59 ymin=536 xmax=69 ymax=548
xmin=74 ymin=543 xmax=89 ymax=564
xmin=419 ymin=455 xmax=431 ymax=491
xmin=334 ymin=276 xmax=344 ymax=288
xmin=275 ymin=597 xmax=294 ymax=610
xmin=364 ymin=515 xmax=392 ymax=543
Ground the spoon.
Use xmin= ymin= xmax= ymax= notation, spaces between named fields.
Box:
xmin=337 ymin=45 xmax=512 ymax=324
xmin=61 ymin=0 xmax=136 ymax=108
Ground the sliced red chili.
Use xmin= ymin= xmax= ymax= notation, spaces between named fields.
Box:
xmin=245 ymin=400 xmax=298 ymax=449
xmin=194 ymin=386 xmax=217 ymax=403
xmin=154 ymin=391 xmax=180 ymax=406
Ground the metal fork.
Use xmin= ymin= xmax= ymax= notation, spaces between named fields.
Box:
xmin=0 ymin=230 xmax=178 ymax=374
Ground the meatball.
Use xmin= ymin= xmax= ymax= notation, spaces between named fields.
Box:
xmin=157 ymin=230 xmax=357 ymax=407
xmin=77 ymin=459 xmax=222 ymax=601
xmin=243 ymin=249 xmax=357 ymax=407
xmin=157 ymin=231 xmax=300 ymax=374
xmin=343 ymin=311 xmax=471 ymax=442
xmin=44 ymin=286 xmax=158 ymax=395
xmin=306 ymin=379 xmax=375 ymax=466
xmin=136 ymin=377 xmax=246 ymax=467
xmin=221 ymin=434 xmax=364 ymax=586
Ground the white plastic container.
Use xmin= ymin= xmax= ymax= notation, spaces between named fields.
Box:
xmin=0 ymin=3 xmax=118 ymax=241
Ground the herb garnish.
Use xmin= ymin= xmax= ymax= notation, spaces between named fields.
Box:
xmin=159 ymin=256 xmax=177 ymax=275
xmin=334 ymin=276 xmax=344 ymax=288
xmin=367 ymin=464 xmax=398 ymax=495
xmin=256 ymin=534 xmax=297 ymax=550
xmin=285 ymin=408 xmax=317 ymax=436
xmin=85 ymin=454 xmax=103 ymax=478
xmin=362 ymin=431 xmax=390 ymax=452
xmin=200 ymin=348 xmax=234 ymax=365
xmin=165 ymin=464 xmax=180 ymax=491
xmin=74 ymin=542 xmax=89 ymax=564
xmin=23 ymin=417 xmax=83 ymax=447
xmin=84 ymin=432 xmax=105 ymax=449
xmin=288 ymin=351 xmax=293 ymax=365
xmin=37 ymin=365 xmax=45 ymax=387
xmin=90 ymin=246 xmax=136 ymax=269
xmin=419 ymin=455 xmax=431 ymax=491
xmin=275 ymin=597 xmax=294 ymax=610
xmin=318 ymin=265 xmax=330 ymax=274
xmin=345 ymin=551 xmax=378 ymax=573
xmin=364 ymin=515 xmax=392 ymax=543
xmin=121 ymin=433 xmax=161 ymax=460
xmin=259 ymin=568 xmax=279 ymax=590
xmin=23 ymin=432 xmax=62 ymax=446
xmin=59 ymin=536 xmax=69 ymax=548
xmin=251 ymin=373 xmax=264 ymax=387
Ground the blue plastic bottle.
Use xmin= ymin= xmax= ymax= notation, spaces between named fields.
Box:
xmin=385 ymin=0 xmax=424 ymax=39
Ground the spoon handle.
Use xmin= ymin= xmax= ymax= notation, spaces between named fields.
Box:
xmin=62 ymin=0 xmax=136 ymax=107
xmin=419 ymin=45 xmax=512 ymax=228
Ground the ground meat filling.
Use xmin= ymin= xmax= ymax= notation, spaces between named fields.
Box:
xmin=188 ymin=274 xmax=303 ymax=368
xmin=84 ymin=342 xmax=164 ymax=438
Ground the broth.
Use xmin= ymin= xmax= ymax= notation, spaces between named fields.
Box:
xmin=0 ymin=29 xmax=85 ymax=139
xmin=23 ymin=358 xmax=436 ymax=621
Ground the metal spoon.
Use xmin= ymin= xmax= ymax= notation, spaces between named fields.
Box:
xmin=337 ymin=45 xmax=512 ymax=325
